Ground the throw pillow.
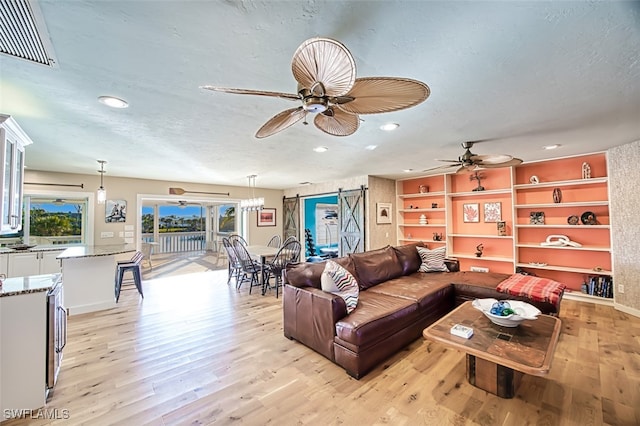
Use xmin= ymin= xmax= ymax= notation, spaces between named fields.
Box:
xmin=417 ymin=246 xmax=448 ymax=272
xmin=321 ymin=260 xmax=359 ymax=314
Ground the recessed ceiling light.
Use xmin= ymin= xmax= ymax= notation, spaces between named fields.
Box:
xmin=98 ymin=96 xmax=129 ymax=108
xmin=313 ymin=146 xmax=328 ymax=153
xmin=380 ymin=123 xmax=399 ymax=131
xmin=403 ymin=169 xmax=414 ymax=173
xmin=543 ymin=144 xmax=561 ymax=150
xmin=365 ymin=145 xmax=377 ymax=150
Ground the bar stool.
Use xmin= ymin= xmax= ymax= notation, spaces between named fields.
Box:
xmin=115 ymin=251 xmax=144 ymax=302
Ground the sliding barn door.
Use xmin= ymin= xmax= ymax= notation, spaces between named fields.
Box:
xmin=282 ymin=196 xmax=300 ymax=241
xmin=338 ymin=187 xmax=365 ymax=256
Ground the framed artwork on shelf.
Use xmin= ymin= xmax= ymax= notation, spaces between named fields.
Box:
xmin=376 ymin=202 xmax=392 ymax=224
xmin=483 ymin=202 xmax=502 ymax=222
xmin=463 ymin=203 xmax=480 ymax=223
xmin=257 ymin=208 xmax=276 ymax=227
xmin=105 ymin=199 xmax=126 ymax=223
xmin=530 ymin=211 xmax=545 ymax=225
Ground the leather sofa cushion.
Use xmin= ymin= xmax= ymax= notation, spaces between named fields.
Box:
xmin=349 ymin=246 xmax=404 ymax=290
xmin=335 ymin=291 xmax=419 ymax=347
xmin=284 ymin=257 xmax=358 ymax=289
xmin=367 ymin=274 xmax=454 ymax=310
xmin=392 ymin=242 xmax=424 ymax=275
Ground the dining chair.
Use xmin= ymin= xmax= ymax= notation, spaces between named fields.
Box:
xmin=267 ymin=234 xmax=282 ymax=248
xmin=282 ymin=235 xmax=298 ymax=246
xmin=222 ymin=237 xmax=242 ymax=286
xmin=264 ymin=239 xmax=301 ymax=298
xmin=229 ymin=234 xmax=248 ymax=246
xmin=232 ymin=239 xmax=264 ymax=294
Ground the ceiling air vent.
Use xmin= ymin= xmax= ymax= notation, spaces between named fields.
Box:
xmin=0 ymin=0 xmax=58 ymax=67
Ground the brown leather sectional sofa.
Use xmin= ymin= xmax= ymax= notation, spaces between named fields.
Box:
xmin=282 ymin=242 xmax=562 ymax=379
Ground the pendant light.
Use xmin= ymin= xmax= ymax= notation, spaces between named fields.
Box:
xmin=240 ymin=174 xmax=264 ymax=211
xmin=96 ymin=160 xmax=107 ymax=204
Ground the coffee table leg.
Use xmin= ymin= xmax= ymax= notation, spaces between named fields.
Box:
xmin=466 ymin=354 xmax=523 ymax=398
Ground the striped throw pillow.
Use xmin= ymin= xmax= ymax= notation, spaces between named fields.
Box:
xmin=322 ymin=260 xmax=359 ymax=314
xmin=417 ymin=246 xmax=448 ymax=272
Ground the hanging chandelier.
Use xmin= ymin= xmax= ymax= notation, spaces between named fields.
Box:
xmin=96 ymin=160 xmax=107 ymax=204
xmin=240 ymin=174 xmax=264 ymax=211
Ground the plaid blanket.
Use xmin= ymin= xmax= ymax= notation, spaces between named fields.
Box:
xmin=496 ymin=274 xmax=566 ymax=306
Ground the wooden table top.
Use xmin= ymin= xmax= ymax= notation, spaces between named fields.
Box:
xmin=423 ymin=301 xmax=561 ymax=376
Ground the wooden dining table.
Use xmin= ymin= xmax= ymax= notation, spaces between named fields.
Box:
xmin=245 ymin=245 xmax=280 ymax=295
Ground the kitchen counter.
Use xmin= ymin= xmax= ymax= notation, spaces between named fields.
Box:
xmin=0 ymin=245 xmax=72 ymax=253
xmin=0 ymin=273 xmax=61 ymax=297
xmin=57 ymin=244 xmax=136 ymax=259
xmin=59 ymin=245 xmax=137 ymax=315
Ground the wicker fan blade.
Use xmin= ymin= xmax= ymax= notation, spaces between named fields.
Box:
xmin=291 ymin=37 xmax=356 ymax=97
xmin=200 ymin=86 xmax=300 ymax=101
xmin=256 ymin=107 xmax=306 ymax=139
xmin=422 ymin=163 xmax=460 ymax=173
xmin=314 ymin=107 xmax=359 ymax=137
xmin=470 ymin=154 xmax=513 ymax=164
xmin=474 ymin=158 xmax=523 ymax=168
xmin=336 ymin=77 xmax=430 ymax=115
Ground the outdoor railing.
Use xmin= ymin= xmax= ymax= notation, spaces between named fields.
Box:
xmin=142 ymin=231 xmax=206 ymax=254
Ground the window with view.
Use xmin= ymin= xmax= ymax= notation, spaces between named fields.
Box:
xmin=2 ymin=196 xmax=88 ymax=246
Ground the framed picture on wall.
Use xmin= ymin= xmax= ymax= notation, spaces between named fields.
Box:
xmin=376 ymin=202 xmax=392 ymax=224
xmin=463 ymin=203 xmax=480 ymax=223
xmin=257 ymin=208 xmax=276 ymax=227
xmin=105 ymin=199 xmax=126 ymax=223
xmin=483 ymin=202 xmax=502 ymax=222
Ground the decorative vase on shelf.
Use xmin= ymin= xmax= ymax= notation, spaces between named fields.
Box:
xmin=419 ymin=214 xmax=427 ymax=225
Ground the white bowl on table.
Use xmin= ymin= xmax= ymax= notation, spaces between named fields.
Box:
xmin=472 ymin=298 xmax=541 ymax=327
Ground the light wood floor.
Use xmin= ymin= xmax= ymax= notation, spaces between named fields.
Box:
xmin=3 ymin=268 xmax=640 ymax=425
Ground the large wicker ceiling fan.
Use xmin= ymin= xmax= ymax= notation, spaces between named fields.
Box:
xmin=200 ymin=37 xmax=430 ymax=138
xmin=423 ymin=141 xmax=523 ymax=174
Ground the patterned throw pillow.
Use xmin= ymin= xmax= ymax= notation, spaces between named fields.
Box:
xmin=417 ymin=246 xmax=448 ymax=272
xmin=321 ymin=260 xmax=359 ymax=314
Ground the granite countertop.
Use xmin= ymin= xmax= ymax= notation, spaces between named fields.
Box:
xmin=0 ymin=273 xmax=62 ymax=297
xmin=0 ymin=245 xmax=70 ymax=254
xmin=57 ymin=244 xmax=137 ymax=260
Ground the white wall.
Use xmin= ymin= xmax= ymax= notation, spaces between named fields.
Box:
xmin=23 ymin=170 xmax=283 ymax=247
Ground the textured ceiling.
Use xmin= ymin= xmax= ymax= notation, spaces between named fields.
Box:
xmin=0 ymin=1 xmax=638 ymax=189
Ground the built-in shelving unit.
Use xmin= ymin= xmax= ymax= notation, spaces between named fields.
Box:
xmin=395 ymin=152 xmax=613 ymax=305
xmin=513 ymin=152 xmax=612 ymax=304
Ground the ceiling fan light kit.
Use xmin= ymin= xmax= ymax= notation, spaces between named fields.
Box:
xmin=201 ymin=37 xmax=430 ymax=138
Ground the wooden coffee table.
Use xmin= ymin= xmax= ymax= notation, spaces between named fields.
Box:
xmin=423 ymin=301 xmax=561 ymax=398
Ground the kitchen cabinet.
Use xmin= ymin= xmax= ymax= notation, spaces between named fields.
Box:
xmin=7 ymin=250 xmax=64 ymax=278
xmin=0 ymin=114 xmax=33 ymax=234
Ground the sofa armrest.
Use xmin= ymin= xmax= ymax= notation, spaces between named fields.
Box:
xmin=283 ymin=284 xmax=347 ymax=361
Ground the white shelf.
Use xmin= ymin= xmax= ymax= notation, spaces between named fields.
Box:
xmin=516 ymin=243 xmax=611 ymax=252
xmin=399 ymin=208 xmax=446 ymax=212
xmin=514 ymin=201 xmax=608 ymax=208
xmin=563 ymin=291 xmax=614 ymax=306
xmin=448 ymin=188 xmax=512 ymax=198
xmin=449 ymin=253 xmax=514 ymax=262
xmin=400 ymin=223 xmax=446 ymax=228
xmin=449 ymin=233 xmax=513 ymax=239
xmin=515 ymin=263 xmax=612 ymax=275
xmin=398 ymin=238 xmax=446 ymax=244
xmin=398 ymin=191 xmax=446 ymax=199
xmin=513 ymin=177 xmax=608 ymax=189
xmin=514 ymin=224 xmax=610 ymax=229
